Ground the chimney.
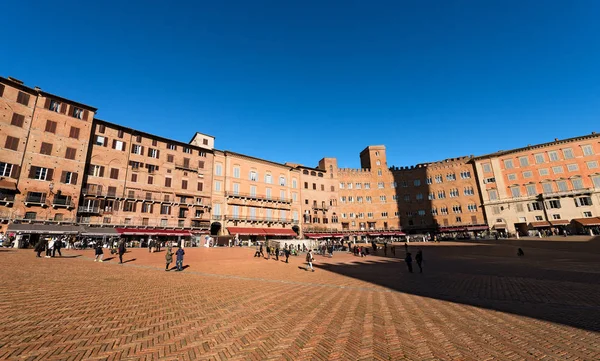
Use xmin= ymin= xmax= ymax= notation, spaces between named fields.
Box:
xmin=554 ymin=138 xmax=558 ymax=141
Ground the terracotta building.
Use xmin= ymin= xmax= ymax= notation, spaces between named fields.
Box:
xmin=209 ymin=150 xmax=300 ymax=241
xmin=390 ymin=156 xmax=487 ymax=236
xmin=77 ymin=120 xmax=214 ymax=240
xmin=473 ymin=133 xmax=600 ymax=236
xmin=1 ymin=76 xmax=96 ymax=234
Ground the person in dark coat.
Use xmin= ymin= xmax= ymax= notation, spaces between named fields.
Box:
xmin=259 ymin=243 xmax=265 ymax=258
xmin=175 ymin=246 xmax=185 ymax=271
xmin=165 ymin=246 xmax=173 ymax=271
xmin=284 ymin=246 xmax=291 ymax=263
xmin=517 ymin=248 xmax=525 ymax=257
xmin=94 ymin=243 xmax=104 ymax=262
xmin=405 ymin=252 xmax=413 ymax=273
xmin=275 ymin=244 xmax=280 ymax=261
xmin=53 ymin=238 xmax=63 ymax=257
xmin=118 ymin=239 xmax=126 ymax=264
xmin=415 ymin=250 xmax=423 ymax=273
xmin=35 ymin=239 xmax=46 ymax=258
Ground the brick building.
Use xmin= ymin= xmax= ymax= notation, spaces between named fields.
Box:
xmin=208 ymin=151 xmax=300 ymax=242
xmin=1 ymin=76 xmax=96 ymax=235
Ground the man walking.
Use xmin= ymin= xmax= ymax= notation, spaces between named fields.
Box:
xmin=118 ymin=239 xmax=126 ymax=264
xmin=175 ymin=246 xmax=185 ymax=271
xmin=165 ymin=246 xmax=173 ymax=271
xmin=305 ymin=249 xmax=315 ymax=272
xmin=284 ymin=245 xmax=290 ymax=263
xmin=275 ymin=243 xmax=280 ymax=261
xmin=53 ymin=238 xmax=62 ymax=257
xmin=415 ymin=249 xmax=423 ymax=273
xmin=405 ymin=252 xmax=413 ymax=273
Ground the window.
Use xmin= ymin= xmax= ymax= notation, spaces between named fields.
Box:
xmin=112 ymin=140 xmax=125 ymax=151
xmin=539 ymin=168 xmax=549 ymax=176
xmin=366 ymin=196 xmax=372 ymax=203
xmin=456 ymin=217 xmax=462 ymax=223
xmin=526 ymin=184 xmax=537 ymax=196
xmin=0 ymin=162 xmax=14 ymax=177
xmin=437 ymin=190 xmax=446 ymax=199
xmin=542 ymin=182 xmax=553 ymax=193
xmin=94 ymin=135 xmax=106 ymax=146
xmin=377 ymin=169 xmax=382 ymax=176
xmin=572 ymin=178 xmax=584 ymax=190
xmin=98 ymin=125 xmax=107 ymax=134
xmin=403 ymin=195 xmax=410 ymax=202
xmin=414 ymin=179 xmax=421 ymax=186
xmin=562 ymin=148 xmax=574 ymax=159
xmin=320 ymin=184 xmax=325 ymax=191
xmin=488 ymin=189 xmax=498 ymax=200
xmin=377 ymin=182 xmax=384 ymax=189
xmin=426 ymin=177 xmax=432 ymax=184
xmin=482 ymin=163 xmax=492 ymax=173
xmin=29 ymin=166 xmax=53 ymax=181
xmin=483 ymin=177 xmax=496 ymax=184
xmin=148 ymin=148 xmax=159 ymax=158
xmin=117 ymin=130 xmax=124 ymax=138
xmin=16 ymin=92 xmax=30 ymax=106
xmin=552 ymin=166 xmax=564 ymax=174
xmin=40 ymin=142 xmax=53 ymax=155
xmin=507 ymin=173 xmax=517 ymax=181
xmin=460 ymin=171 xmax=471 ymax=179
xmin=519 ymin=156 xmax=529 ymax=167
xmin=198 ymin=161 xmax=205 ymax=169
xmin=141 ymin=203 xmax=153 ymax=213
xmin=556 ymin=180 xmax=568 ymax=192
xmin=435 ymin=175 xmax=443 ymax=183
xmin=534 ymin=153 xmax=545 ymax=164
xmin=131 ymin=173 xmax=137 ymax=182
xmin=312 ymin=183 xmax=316 ymax=190
xmin=339 ymin=182 xmax=345 ymax=189
xmin=70 ymin=107 xmax=83 ymax=119
xmin=214 ymin=180 xmax=221 ymax=191
xmin=367 ymin=212 xmax=373 ymax=218
xmin=582 ymin=145 xmax=594 ymax=156
xmin=45 ymin=120 xmax=57 ymax=134
xmin=380 ymin=195 xmax=386 ymax=203
xmin=164 ymin=177 xmax=172 ymax=187
xmin=161 ymin=205 xmax=171 ymax=215
xmin=4 ymin=136 xmax=19 ymax=151
xmin=166 ymin=154 xmax=174 ymax=163
xmin=440 ymin=207 xmax=449 ymax=215
xmin=132 ymin=144 xmax=142 ymax=155
xmin=292 ymin=179 xmax=297 ymax=188
xmin=503 ymin=159 xmax=514 ymax=169
xmin=584 ymin=211 xmax=593 ymax=217
xmin=522 ymin=171 xmax=533 ymax=178
xmin=183 ymin=147 xmax=191 ymax=154
xmin=567 ymin=164 xmax=579 ymax=172
xmin=467 ymin=204 xmax=477 ymax=212
xmin=11 ymin=113 xmax=25 ymax=127
xmin=67 ymin=126 xmax=80 ymax=139
xmin=449 ymin=188 xmax=459 ymax=197
xmin=431 ymin=208 xmax=438 ymax=216
xmin=215 ymin=163 xmax=222 ymax=176
xmin=548 ymin=151 xmax=559 ymax=161
xmin=381 ymin=212 xmax=388 ymax=217
xmin=587 ymin=161 xmax=598 ymax=169
xmin=65 ymin=147 xmax=76 ymax=160
xmin=197 ymin=182 xmax=203 ymax=191
xmin=446 ymin=173 xmax=456 ymax=181
xmin=364 ymin=183 xmax=370 ymax=189
xmin=107 ymin=168 xmax=118 ymax=180
xmin=575 ymin=197 xmax=593 ymax=207
xmin=452 ymin=205 xmax=462 ymax=213
xmin=528 ymin=202 xmax=543 ymax=211
xmin=347 ymin=182 xmax=353 ymax=189
xmin=167 ymin=144 xmax=177 ymax=150
xmin=547 ymin=200 xmax=561 ymax=209
xmin=182 ymin=180 xmax=188 ymax=189
xmin=416 ymin=193 xmax=424 ymax=200
xmin=264 ymin=173 xmax=273 ymax=184
xmin=49 ymin=99 xmax=61 ymax=112
xmin=428 ymin=192 xmax=435 ymax=200
xmin=464 ymin=187 xmax=474 ymax=196
xmin=249 ymin=171 xmax=257 ymax=181
xmin=250 ymin=186 xmax=256 ymax=197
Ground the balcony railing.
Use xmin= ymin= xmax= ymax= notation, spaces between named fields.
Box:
xmin=25 ymin=193 xmax=47 ymax=205
xmin=542 ymin=188 xmax=592 ymax=198
xmin=52 ymin=197 xmax=74 ymax=208
xmin=82 ymin=187 xmax=118 ymax=198
xmin=312 ymin=205 xmax=329 ymax=211
xmin=223 ymin=214 xmax=295 ymax=223
xmin=78 ymin=206 xmax=101 ymax=214
xmin=225 ymin=191 xmax=291 ymax=204
xmin=77 ymin=217 xmax=210 ymax=229
xmin=0 ymin=193 xmax=16 ymax=203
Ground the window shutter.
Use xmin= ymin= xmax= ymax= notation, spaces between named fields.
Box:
xmin=122 ymin=142 xmax=126 ymax=151
xmin=112 ymin=139 xmax=117 ymax=149
xmin=0 ymin=84 xmax=4 ymax=97
xmin=99 ymin=166 xmax=105 ymax=177
xmin=46 ymin=168 xmax=54 ymax=181
xmin=44 ymin=98 xmax=51 ymax=109
xmin=197 ymin=182 xmax=203 ymax=191
xmin=60 ymin=103 xmax=68 ymax=114
xmin=11 ymin=165 xmax=20 ymax=179
xmin=156 ymin=150 xmax=160 ymax=159
xmin=60 ymin=171 xmax=67 ymax=183
xmin=103 ymin=137 xmax=108 ymax=147
xmin=147 ymin=148 xmax=151 ymax=156
xmin=141 ymin=146 xmax=144 ymax=155
xmin=28 ymin=166 xmax=37 ymax=179
xmin=83 ymin=110 xmax=89 ymax=121
xmin=72 ymin=173 xmax=78 ymax=185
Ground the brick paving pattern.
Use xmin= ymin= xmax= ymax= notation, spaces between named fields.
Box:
xmin=0 ymin=237 xmax=599 ymax=360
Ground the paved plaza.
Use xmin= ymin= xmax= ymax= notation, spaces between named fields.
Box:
xmin=0 ymin=237 xmax=599 ymax=361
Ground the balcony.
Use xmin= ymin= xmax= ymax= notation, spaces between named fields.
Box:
xmin=25 ymin=193 xmax=47 ymax=207
xmin=223 ymin=214 xmax=294 ymax=224
xmin=542 ymin=188 xmax=593 ymax=199
xmin=312 ymin=204 xmax=330 ymax=211
xmin=82 ymin=186 xmax=118 ymax=198
xmin=78 ymin=206 xmax=102 ymax=214
xmin=225 ymin=191 xmax=292 ymax=204
xmin=52 ymin=196 xmax=74 ymax=209
xmin=175 ymin=162 xmax=198 ymax=172
xmin=0 ymin=193 xmax=16 ymax=205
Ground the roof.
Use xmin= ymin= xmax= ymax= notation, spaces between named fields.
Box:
xmin=473 ymin=133 xmax=600 ymax=160
xmin=40 ymin=91 xmax=97 ymax=112
xmin=93 ymin=119 xmax=214 ymax=154
xmin=220 ymin=150 xmax=297 ymax=170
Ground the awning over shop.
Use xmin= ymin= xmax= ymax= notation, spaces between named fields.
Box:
xmin=438 ymin=227 xmax=467 ymax=232
xmin=80 ymin=227 xmax=119 ymax=236
xmin=227 ymin=227 xmax=266 ymax=236
xmin=263 ymin=228 xmax=297 ymax=236
xmin=530 ymin=221 xmax=551 ymax=228
xmin=466 ymin=225 xmax=489 ymax=231
xmin=116 ymin=228 xmax=191 ymax=236
xmin=549 ymin=220 xmax=570 ymax=226
xmin=368 ymin=231 xmax=406 ymax=236
xmin=572 ymin=217 xmax=600 ymax=227
xmin=0 ymin=179 xmax=17 ymax=191
xmin=493 ymin=224 xmax=507 ymax=230
xmin=7 ymin=224 xmax=82 ymax=234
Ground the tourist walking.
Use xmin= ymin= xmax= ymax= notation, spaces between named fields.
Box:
xmin=405 ymin=252 xmax=413 ymax=273
xmin=165 ymin=246 xmax=173 ymax=271
xmin=266 ymin=245 xmax=271 ymax=260
xmin=415 ymin=250 xmax=423 ymax=273
xmin=284 ymin=246 xmax=290 ymax=263
xmin=259 ymin=243 xmax=265 ymax=258
xmin=35 ymin=239 xmax=46 ymax=258
xmin=305 ymin=249 xmax=315 ymax=272
xmin=275 ymin=244 xmax=280 ymax=261
xmin=53 ymin=238 xmax=62 ymax=257
xmin=254 ymin=243 xmax=261 ymax=257
xmin=175 ymin=246 xmax=185 ymax=271
xmin=94 ymin=242 xmax=104 ymax=262
xmin=118 ymin=239 xmax=126 ymax=264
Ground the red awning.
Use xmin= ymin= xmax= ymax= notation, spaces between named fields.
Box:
xmin=466 ymin=225 xmax=489 ymax=231
xmin=530 ymin=221 xmax=551 ymax=228
xmin=572 ymin=217 xmax=600 ymax=226
xmin=263 ymin=228 xmax=297 ymax=236
xmin=439 ymin=227 xmax=467 ymax=232
xmin=116 ymin=228 xmax=191 ymax=236
xmin=227 ymin=227 xmax=266 ymax=236
xmin=549 ymin=220 xmax=570 ymax=226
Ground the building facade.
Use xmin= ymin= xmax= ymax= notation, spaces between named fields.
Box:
xmin=473 ymin=134 xmax=600 ymax=235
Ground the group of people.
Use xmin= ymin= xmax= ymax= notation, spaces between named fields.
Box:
xmin=254 ymin=243 xmax=294 ymax=263
xmin=95 ymin=239 xmax=127 ymax=264
xmin=34 ymin=237 xmax=64 ymax=258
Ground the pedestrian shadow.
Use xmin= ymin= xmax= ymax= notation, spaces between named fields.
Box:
xmin=0 ymin=249 xmax=16 ymax=252
xmin=103 ymin=257 xmax=115 ymax=261
xmin=122 ymin=258 xmax=136 ymax=263
xmin=60 ymin=255 xmax=81 ymax=258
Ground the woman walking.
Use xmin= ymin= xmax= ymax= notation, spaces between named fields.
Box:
xmin=94 ymin=242 xmax=104 ymax=262
xmin=165 ymin=246 xmax=173 ymax=271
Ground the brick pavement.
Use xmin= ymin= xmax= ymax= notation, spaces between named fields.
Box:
xmin=0 ymin=238 xmax=599 ymax=360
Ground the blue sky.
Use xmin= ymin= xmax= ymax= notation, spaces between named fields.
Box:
xmin=2 ymin=1 xmax=599 ymax=168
